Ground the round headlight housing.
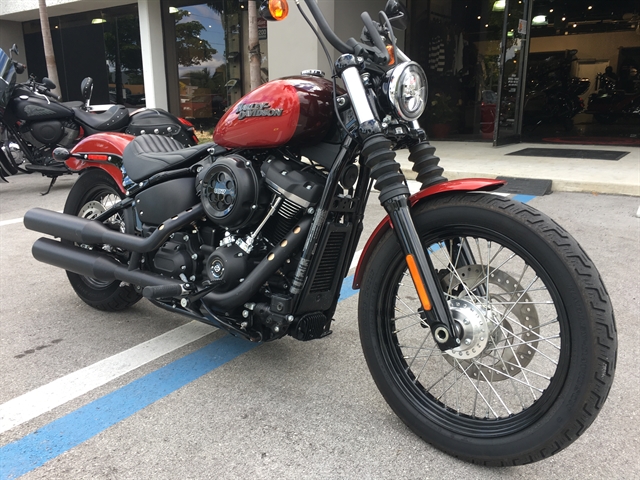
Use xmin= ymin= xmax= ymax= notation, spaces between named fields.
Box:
xmin=387 ymin=62 xmax=428 ymax=121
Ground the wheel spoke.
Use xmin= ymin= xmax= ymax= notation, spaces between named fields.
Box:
xmin=383 ymin=233 xmax=563 ymax=422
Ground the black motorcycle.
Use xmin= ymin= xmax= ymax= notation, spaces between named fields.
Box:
xmin=0 ymin=44 xmax=199 ymax=192
xmin=586 ymin=72 xmax=640 ymax=124
xmin=521 ymin=50 xmax=590 ymax=131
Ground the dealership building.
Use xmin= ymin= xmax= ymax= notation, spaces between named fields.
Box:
xmin=1 ymin=0 xmax=638 ymax=145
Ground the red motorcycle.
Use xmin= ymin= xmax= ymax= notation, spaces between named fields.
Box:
xmin=23 ymin=0 xmax=616 ymax=465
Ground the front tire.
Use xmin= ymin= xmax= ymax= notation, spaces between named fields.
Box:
xmin=63 ymin=169 xmax=142 ymax=311
xmin=358 ymin=193 xmax=616 ymax=465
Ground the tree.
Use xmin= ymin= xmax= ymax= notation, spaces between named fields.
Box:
xmin=174 ymin=9 xmax=217 ymax=67
xmin=38 ymin=0 xmax=60 ymax=98
xmin=248 ymin=0 xmax=261 ymax=90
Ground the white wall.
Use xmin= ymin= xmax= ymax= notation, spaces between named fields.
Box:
xmin=137 ymin=0 xmax=168 ymax=110
xmin=530 ymin=31 xmax=640 ymax=72
xmin=0 ymin=20 xmax=28 ymax=83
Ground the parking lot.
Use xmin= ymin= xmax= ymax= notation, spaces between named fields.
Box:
xmin=1 ymin=171 xmax=639 ymax=479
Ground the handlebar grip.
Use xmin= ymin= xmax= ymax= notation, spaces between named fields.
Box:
xmin=43 ymin=90 xmax=61 ymax=101
xmin=360 ymin=12 xmax=390 ymax=64
xmin=303 ymin=0 xmax=354 ymax=54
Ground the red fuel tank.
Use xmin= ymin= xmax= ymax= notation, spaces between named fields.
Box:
xmin=213 ymin=75 xmax=335 ymax=148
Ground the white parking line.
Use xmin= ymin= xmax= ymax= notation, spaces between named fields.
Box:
xmin=0 ymin=321 xmax=216 ymax=434
xmin=0 ymin=217 xmax=24 ymax=227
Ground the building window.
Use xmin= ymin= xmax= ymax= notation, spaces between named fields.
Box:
xmin=22 ymin=4 xmax=145 ymax=108
xmin=163 ymin=0 xmax=243 ymax=135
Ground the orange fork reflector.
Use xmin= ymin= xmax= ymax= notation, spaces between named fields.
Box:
xmin=406 ymin=254 xmax=432 ymax=311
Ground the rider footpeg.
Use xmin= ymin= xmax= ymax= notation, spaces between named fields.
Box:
xmin=142 ymin=283 xmax=193 ymax=299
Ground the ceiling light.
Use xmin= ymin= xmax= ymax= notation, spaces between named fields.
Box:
xmin=91 ymin=18 xmax=106 ymax=24
xmin=169 ymin=7 xmax=179 ymax=14
xmin=532 ymin=15 xmax=548 ymax=25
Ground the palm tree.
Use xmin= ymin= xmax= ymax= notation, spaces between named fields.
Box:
xmin=38 ymin=0 xmax=61 ymax=98
xmin=248 ymin=0 xmax=261 ymax=90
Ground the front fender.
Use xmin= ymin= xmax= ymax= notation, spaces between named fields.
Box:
xmin=65 ymin=132 xmax=134 ymax=193
xmin=352 ymin=178 xmax=506 ymax=289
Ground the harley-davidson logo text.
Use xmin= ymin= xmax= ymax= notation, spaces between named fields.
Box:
xmin=236 ymin=102 xmax=283 ymax=120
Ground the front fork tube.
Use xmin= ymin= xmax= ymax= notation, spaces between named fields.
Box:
xmin=384 ymin=195 xmax=461 ymax=351
xmin=336 ymin=53 xmax=459 ymax=350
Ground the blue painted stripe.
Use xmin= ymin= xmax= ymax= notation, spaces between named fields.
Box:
xmin=339 ymin=274 xmax=358 ymax=301
xmin=0 ymin=335 xmax=257 ymax=480
xmin=513 ymin=194 xmax=535 ymax=203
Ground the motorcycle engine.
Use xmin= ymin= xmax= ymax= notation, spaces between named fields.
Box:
xmin=195 ymin=153 xmax=326 ymax=290
xmin=20 ymin=118 xmax=79 ymax=149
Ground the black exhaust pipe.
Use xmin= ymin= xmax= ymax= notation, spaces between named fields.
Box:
xmin=24 ymin=204 xmax=205 ymax=253
xmin=32 ymin=237 xmax=181 ymax=289
xmin=31 ymin=216 xmax=312 ymax=311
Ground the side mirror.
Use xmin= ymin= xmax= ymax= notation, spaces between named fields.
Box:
xmin=81 ymin=77 xmax=94 ymax=104
xmin=384 ymin=0 xmax=408 ymax=30
xmin=42 ymin=77 xmax=57 ymax=90
xmin=10 ymin=44 xmax=19 ymax=56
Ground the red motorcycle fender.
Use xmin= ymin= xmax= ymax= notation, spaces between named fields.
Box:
xmin=65 ymin=132 xmax=134 ymax=193
xmin=352 ymin=178 xmax=506 ymax=289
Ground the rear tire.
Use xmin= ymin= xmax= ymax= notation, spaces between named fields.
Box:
xmin=358 ymin=193 xmax=616 ymax=465
xmin=63 ymin=169 xmax=142 ymax=311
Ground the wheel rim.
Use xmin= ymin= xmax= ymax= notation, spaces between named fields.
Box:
xmin=76 ymin=185 xmax=125 ymax=290
xmin=378 ymin=228 xmax=570 ymax=438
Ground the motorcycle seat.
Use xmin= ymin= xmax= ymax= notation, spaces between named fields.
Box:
xmin=73 ymin=104 xmax=130 ymax=131
xmin=122 ymin=134 xmax=214 ymax=182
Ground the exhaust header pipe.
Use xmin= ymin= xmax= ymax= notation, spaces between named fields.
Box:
xmin=24 ymin=205 xmax=205 ymax=253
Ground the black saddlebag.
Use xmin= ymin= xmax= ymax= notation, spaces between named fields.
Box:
xmin=126 ymin=108 xmax=194 ymax=146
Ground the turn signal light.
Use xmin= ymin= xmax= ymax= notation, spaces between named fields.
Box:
xmin=260 ymin=0 xmax=289 ymax=21
xmin=386 ymin=45 xmax=395 ymax=65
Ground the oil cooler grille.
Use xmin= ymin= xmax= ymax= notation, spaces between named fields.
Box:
xmin=309 ymin=231 xmax=346 ymax=293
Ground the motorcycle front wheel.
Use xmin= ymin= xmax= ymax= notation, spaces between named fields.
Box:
xmin=63 ymin=169 xmax=142 ymax=311
xmin=358 ymin=193 xmax=616 ymax=465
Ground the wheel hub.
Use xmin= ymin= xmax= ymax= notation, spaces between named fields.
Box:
xmin=78 ymin=200 xmax=106 ymax=219
xmin=442 ymin=264 xmax=541 ymax=381
xmin=445 ymin=298 xmax=490 ymax=359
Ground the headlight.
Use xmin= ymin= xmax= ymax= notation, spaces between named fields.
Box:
xmin=387 ymin=62 xmax=428 ymax=121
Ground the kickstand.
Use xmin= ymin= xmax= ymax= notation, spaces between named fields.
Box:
xmin=41 ymin=176 xmax=57 ymax=195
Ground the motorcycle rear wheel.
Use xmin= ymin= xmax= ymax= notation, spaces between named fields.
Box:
xmin=358 ymin=193 xmax=616 ymax=465
xmin=63 ymin=169 xmax=142 ymax=311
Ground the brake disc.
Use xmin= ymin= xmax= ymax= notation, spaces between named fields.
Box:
xmin=442 ymin=264 xmax=540 ymax=382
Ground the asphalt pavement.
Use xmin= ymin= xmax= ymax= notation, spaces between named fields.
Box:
xmin=0 ymin=164 xmax=638 ymax=479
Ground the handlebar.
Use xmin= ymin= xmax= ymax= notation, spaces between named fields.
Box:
xmin=41 ymin=89 xmax=61 ymax=101
xmin=302 ymin=0 xmax=390 ymax=65
xmin=303 ymin=0 xmax=353 ymax=54
xmin=361 ymin=12 xmax=390 ymax=64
